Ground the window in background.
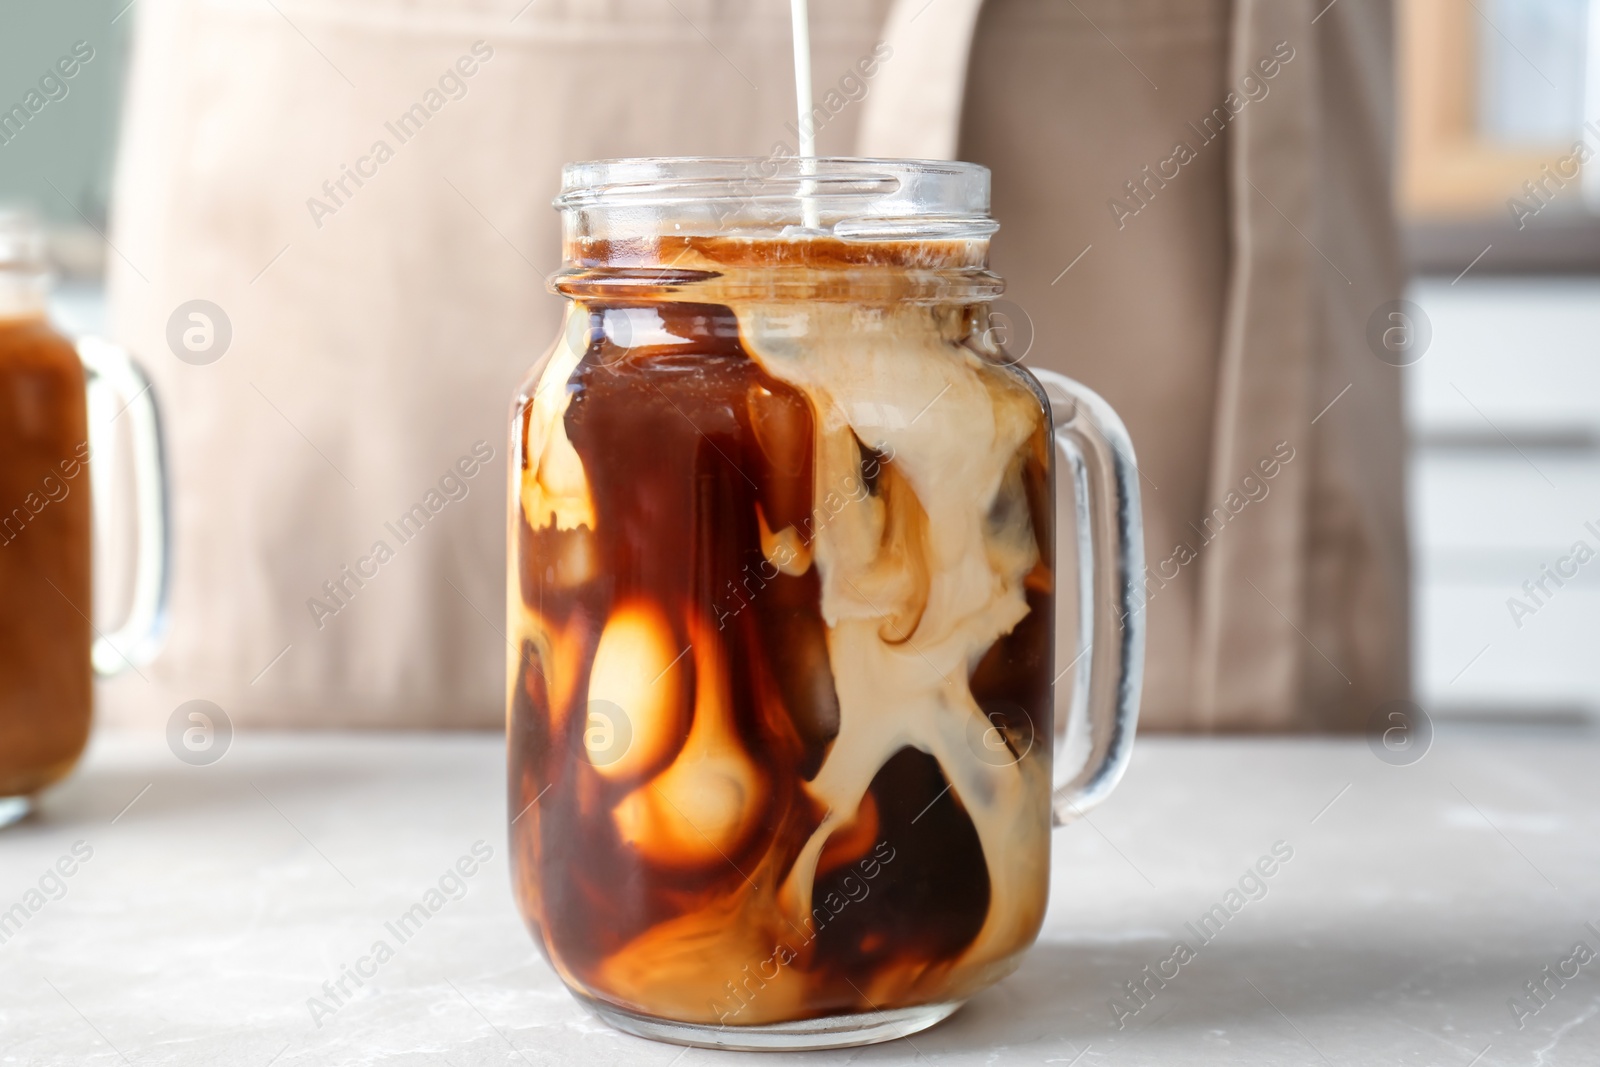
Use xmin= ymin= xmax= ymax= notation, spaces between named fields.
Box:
xmin=1400 ymin=1 xmax=1600 ymax=723
xmin=1400 ymin=0 xmax=1600 ymax=265
xmin=1477 ymin=0 xmax=1589 ymax=147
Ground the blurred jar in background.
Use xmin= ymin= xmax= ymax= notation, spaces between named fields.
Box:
xmin=0 ymin=213 xmax=93 ymax=821
xmin=0 ymin=211 xmax=168 ymax=826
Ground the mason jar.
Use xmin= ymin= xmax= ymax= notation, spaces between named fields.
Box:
xmin=0 ymin=210 xmax=169 ymax=826
xmin=507 ymin=158 xmax=1144 ymax=1050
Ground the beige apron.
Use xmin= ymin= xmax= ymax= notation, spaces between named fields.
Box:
xmin=105 ymin=0 xmax=1406 ymax=731
xmin=860 ymin=0 xmax=1409 ymax=731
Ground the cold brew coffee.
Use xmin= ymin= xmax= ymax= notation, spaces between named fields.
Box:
xmin=509 ymin=229 xmax=1056 ymax=1030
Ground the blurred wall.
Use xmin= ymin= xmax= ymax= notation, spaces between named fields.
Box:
xmin=0 ymin=1 xmax=130 ymax=238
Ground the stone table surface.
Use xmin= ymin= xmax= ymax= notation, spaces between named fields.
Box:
xmin=2 ymin=726 xmax=1598 ymax=1066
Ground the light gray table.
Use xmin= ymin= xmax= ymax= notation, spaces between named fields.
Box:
xmin=2 ymin=727 xmax=1597 ymax=1066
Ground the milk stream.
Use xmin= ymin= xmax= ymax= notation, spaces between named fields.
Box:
xmin=789 ymin=0 xmax=821 ymax=229
xmin=733 ymin=302 xmax=1053 ymax=986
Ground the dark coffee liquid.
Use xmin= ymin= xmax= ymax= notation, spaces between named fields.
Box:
xmin=510 ymin=242 xmax=1054 ymax=1025
xmin=0 ymin=315 xmax=92 ymax=797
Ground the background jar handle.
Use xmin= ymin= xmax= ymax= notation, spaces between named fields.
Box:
xmin=1030 ymin=368 xmax=1145 ymax=827
xmin=77 ymin=337 xmax=171 ymax=677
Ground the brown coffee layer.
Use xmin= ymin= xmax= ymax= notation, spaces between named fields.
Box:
xmin=566 ymin=234 xmax=990 ymax=271
xmin=0 ymin=315 xmax=92 ymax=797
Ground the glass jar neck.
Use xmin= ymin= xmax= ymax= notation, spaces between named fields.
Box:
xmin=0 ymin=267 xmax=50 ymax=321
xmin=552 ymin=158 xmax=1003 ymax=305
xmin=0 ymin=212 xmax=51 ymax=322
xmin=553 ymin=233 xmax=1002 ymax=305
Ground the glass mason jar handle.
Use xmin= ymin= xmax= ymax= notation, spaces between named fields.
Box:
xmin=1030 ymin=369 xmax=1145 ymax=827
xmin=77 ymin=338 xmax=171 ymax=677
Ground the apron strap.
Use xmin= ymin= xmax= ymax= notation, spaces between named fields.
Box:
xmin=1191 ymin=0 xmax=1319 ymax=727
xmin=855 ymin=0 xmax=989 ymax=159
